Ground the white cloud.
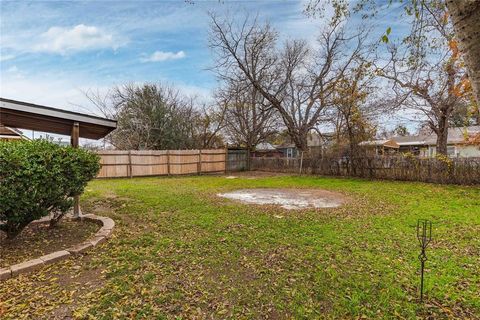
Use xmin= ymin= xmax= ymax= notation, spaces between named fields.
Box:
xmin=6 ymin=66 xmax=19 ymax=73
xmin=141 ymin=50 xmax=186 ymax=62
xmin=33 ymin=24 xmax=124 ymax=54
xmin=0 ymin=54 xmax=15 ymax=62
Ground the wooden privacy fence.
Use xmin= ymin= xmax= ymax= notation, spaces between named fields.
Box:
xmin=97 ymin=149 xmax=226 ymax=178
xmin=251 ymin=156 xmax=480 ymax=185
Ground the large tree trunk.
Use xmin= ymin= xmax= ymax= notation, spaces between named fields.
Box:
xmin=446 ymin=0 xmax=480 ymax=105
xmin=295 ymin=129 xmax=309 ymax=155
xmin=436 ymin=116 xmax=449 ymax=156
xmin=346 ymin=126 xmax=357 ymax=158
xmin=246 ymin=147 xmax=252 ymax=171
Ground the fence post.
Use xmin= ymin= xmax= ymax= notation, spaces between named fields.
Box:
xmin=197 ymin=149 xmax=202 ymax=175
xmin=224 ymin=147 xmax=228 ymax=174
xmin=299 ymin=151 xmax=304 ymax=174
xmin=128 ymin=150 xmax=133 ymax=178
xmin=167 ymin=150 xmax=171 ymax=176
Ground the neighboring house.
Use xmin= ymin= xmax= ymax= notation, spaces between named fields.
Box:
xmin=252 ymin=142 xmax=283 ymax=158
xmin=276 ymin=143 xmax=298 ymax=158
xmin=390 ymin=135 xmax=430 ymax=157
xmin=277 ymin=131 xmax=335 ymax=158
xmin=307 ymin=131 xmax=335 ymax=155
xmin=0 ymin=125 xmax=29 ymax=141
xmin=358 ymin=139 xmax=400 ymax=155
xmin=361 ymin=126 xmax=480 ymax=158
xmin=392 ymin=126 xmax=480 ymax=158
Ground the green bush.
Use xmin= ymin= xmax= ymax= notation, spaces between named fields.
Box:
xmin=0 ymin=139 xmax=100 ymax=239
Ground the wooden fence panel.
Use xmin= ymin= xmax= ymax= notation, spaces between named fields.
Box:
xmin=169 ymin=150 xmax=199 ymax=175
xmin=97 ymin=149 xmax=226 ymax=178
xmin=131 ymin=150 xmax=168 ymax=177
xmin=201 ymin=149 xmax=226 ymax=173
xmin=97 ymin=150 xmax=130 ymax=178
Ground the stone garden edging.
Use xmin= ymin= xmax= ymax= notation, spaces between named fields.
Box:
xmin=0 ymin=214 xmax=114 ymax=281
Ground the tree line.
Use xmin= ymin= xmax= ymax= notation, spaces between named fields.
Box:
xmin=87 ymin=0 xmax=479 ymax=158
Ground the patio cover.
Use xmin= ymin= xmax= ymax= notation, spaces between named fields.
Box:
xmin=0 ymin=97 xmax=116 ymax=140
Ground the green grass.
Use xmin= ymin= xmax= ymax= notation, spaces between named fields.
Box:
xmin=1 ymin=174 xmax=479 ymax=319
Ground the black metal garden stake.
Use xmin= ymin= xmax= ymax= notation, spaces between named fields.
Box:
xmin=416 ymin=219 xmax=432 ymax=302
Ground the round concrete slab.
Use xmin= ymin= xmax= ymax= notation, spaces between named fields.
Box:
xmin=217 ymin=188 xmax=346 ymax=210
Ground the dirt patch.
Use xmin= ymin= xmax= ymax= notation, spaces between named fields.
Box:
xmin=217 ymin=188 xmax=347 ymax=210
xmin=0 ymin=219 xmax=99 ymax=268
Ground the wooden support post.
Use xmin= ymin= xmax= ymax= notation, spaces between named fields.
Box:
xmin=71 ymin=122 xmax=79 ymax=147
xmin=128 ymin=150 xmax=133 ymax=178
xmin=71 ymin=122 xmax=81 ymax=218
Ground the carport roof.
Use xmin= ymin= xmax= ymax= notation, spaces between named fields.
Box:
xmin=0 ymin=97 xmax=117 ymax=140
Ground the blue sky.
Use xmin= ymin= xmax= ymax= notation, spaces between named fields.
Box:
xmin=1 ymin=1 xmax=327 ymax=111
xmin=1 ymin=0 xmax=411 ymax=135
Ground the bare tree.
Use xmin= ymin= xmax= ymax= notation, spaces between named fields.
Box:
xmin=306 ymin=0 xmax=479 ymax=139
xmin=377 ymin=2 xmax=472 ymax=155
xmin=194 ymin=102 xmax=226 ymax=149
xmin=217 ymin=78 xmax=279 ymax=168
xmin=208 ymin=11 xmax=364 ymax=154
xmin=331 ymin=60 xmax=379 ymax=157
xmin=84 ymin=83 xmax=220 ymax=150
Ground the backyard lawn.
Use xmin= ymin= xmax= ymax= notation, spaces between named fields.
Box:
xmin=1 ymin=173 xmax=479 ymax=319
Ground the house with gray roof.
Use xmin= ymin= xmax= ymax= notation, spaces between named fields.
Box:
xmin=390 ymin=126 xmax=480 ymax=158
